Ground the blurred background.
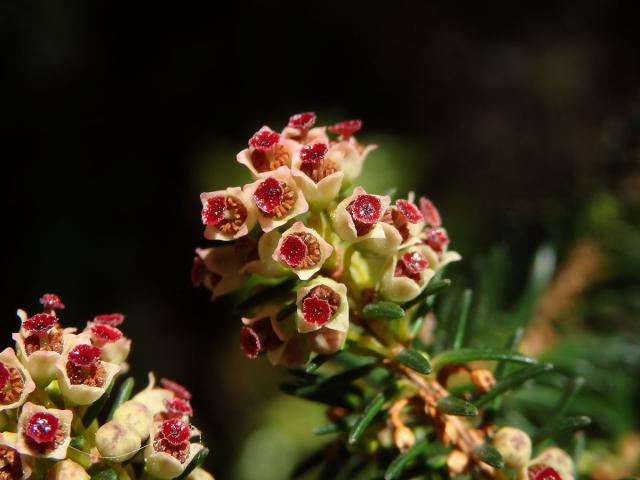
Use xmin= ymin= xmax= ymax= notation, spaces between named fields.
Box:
xmin=2 ymin=1 xmax=639 ymax=478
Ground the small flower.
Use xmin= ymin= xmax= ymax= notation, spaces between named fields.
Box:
xmin=328 ymin=119 xmax=362 ymax=139
xmin=240 ymin=306 xmax=289 ymax=360
xmin=526 ymin=447 xmax=575 ymax=480
xmin=243 ymin=166 xmax=309 ymax=232
xmin=326 ymin=120 xmax=376 ymax=183
xmin=290 ymin=141 xmax=345 ymax=208
xmin=39 ymin=293 xmax=65 ymax=314
xmin=112 ymin=400 xmax=153 ymax=440
xmin=0 ymin=347 xmax=36 ymax=412
xmin=16 ymin=402 xmax=72 ymax=460
xmin=332 ymin=187 xmax=391 ymax=243
xmin=419 ymin=196 xmax=442 ymax=227
xmin=359 ymin=197 xmax=424 ymax=255
xmin=85 ymin=321 xmax=132 ymax=369
xmin=92 ymin=313 xmax=125 ymax=326
xmin=295 ymin=277 xmax=349 ymax=334
xmin=55 ymin=335 xmax=120 ymax=406
xmin=45 ymin=459 xmax=89 ymax=480
xmin=132 ymin=373 xmax=176 ymax=417
xmin=159 ymin=378 xmax=192 ymax=401
xmin=237 ymin=126 xmax=300 ymax=178
xmin=520 ymin=464 xmax=564 ymax=480
xmin=193 ymin=246 xmax=250 ymax=298
xmin=272 ymin=222 xmax=333 ymax=280
xmin=380 ymin=246 xmax=437 ymax=302
xmin=145 ymin=419 xmax=204 ymax=480
xmin=492 ymin=426 xmax=532 ymax=469
xmin=281 ymin=112 xmax=328 ymax=143
xmin=304 ymin=327 xmax=347 ymax=355
xmin=95 ymin=419 xmax=142 ymax=463
xmin=0 ymin=432 xmax=32 ymax=480
xmin=200 ymin=187 xmax=256 ymax=241
xmin=242 ymin=231 xmax=288 ymax=278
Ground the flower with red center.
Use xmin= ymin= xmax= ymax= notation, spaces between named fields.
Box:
xmin=272 ymin=222 xmax=333 ymax=280
xmin=352 ymin=194 xmax=383 ymax=225
xmin=400 ymin=252 xmax=429 ymax=275
xmin=240 ymin=307 xmax=288 ymax=362
xmin=194 ymin=246 xmax=250 ymax=298
xmin=201 ymin=196 xmax=226 ymax=225
xmin=17 ymin=402 xmax=72 ymax=459
xmin=288 ymin=112 xmax=316 ymax=131
xmin=200 ymin=187 xmax=255 ymax=241
xmin=160 ymin=378 xmax=192 ymax=401
xmin=22 ymin=313 xmax=56 ymax=335
xmin=332 ymin=187 xmax=390 ymax=243
xmin=527 ymin=465 xmax=562 ymax=480
xmin=25 ymin=412 xmax=59 ymax=444
xmin=0 ymin=348 xmax=36 ymax=412
xmin=253 ymin=177 xmax=284 ymax=214
xmin=329 ymin=119 xmax=362 ymax=138
xmin=291 ymin=141 xmax=345 ymax=208
xmin=164 ymin=398 xmax=193 ymax=418
xmin=160 ymin=419 xmax=191 ymax=446
xmin=396 ymin=199 xmax=424 ymax=224
xmin=302 ymin=297 xmax=332 ymax=326
xmin=240 ymin=326 xmax=262 ymax=359
xmin=299 ymin=143 xmax=328 ymax=167
xmin=424 ymin=227 xmax=450 ymax=253
xmin=419 ymin=196 xmax=442 ymax=227
xmin=39 ymin=293 xmax=65 ymax=312
xmin=295 ymin=277 xmax=349 ymax=334
xmin=249 ymin=129 xmax=280 ymax=152
xmin=93 ymin=313 xmax=125 ymax=327
xmin=90 ymin=324 xmax=123 ymax=346
xmin=145 ymin=417 xmax=204 ymax=478
xmin=68 ymin=344 xmax=101 ymax=368
xmin=238 ymin=126 xmax=298 ymax=177
xmin=381 ymin=246 xmax=438 ymax=302
xmin=0 ymin=362 xmax=9 ymax=390
xmin=279 ymin=235 xmax=308 ymax=267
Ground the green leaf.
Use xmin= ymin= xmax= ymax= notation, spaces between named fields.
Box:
xmin=70 ymin=435 xmax=86 ymax=450
xmin=348 ymin=393 xmax=386 ymax=444
xmin=313 ymin=415 xmax=358 ymax=435
xmin=294 ymin=362 xmax=378 ymax=397
xmin=436 ymin=396 xmax=478 ymax=417
xmin=395 ymin=348 xmax=432 ymax=374
xmin=384 ymin=438 xmax=429 ymax=480
xmin=472 ymin=444 xmax=504 ymax=469
xmin=452 ymin=289 xmax=473 ymax=350
xmin=363 ymin=301 xmax=406 ymax=320
xmin=512 ymin=244 xmax=556 ymax=326
xmin=474 ymin=364 xmax=553 ymax=408
xmin=175 ymin=447 xmax=209 ymax=480
xmin=432 ymin=349 xmax=539 ymax=369
xmin=90 ymin=468 xmax=118 ymax=480
xmin=83 ymin=378 xmax=115 ymax=427
xmin=533 ymin=416 xmax=592 ymax=444
xmin=107 ymin=377 xmax=135 ymax=420
xmin=548 ymin=376 xmax=585 ymax=424
xmin=493 ymin=328 xmax=525 ymax=381
xmin=305 ymin=354 xmax=333 ymax=373
xmin=404 ymin=279 xmax=451 ymax=309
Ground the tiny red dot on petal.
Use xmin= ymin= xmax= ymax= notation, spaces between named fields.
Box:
xmin=328 ymin=119 xmax=362 ymax=136
xmin=351 ymin=194 xmax=383 ymax=224
xmin=68 ymin=344 xmax=101 ymax=367
xmin=279 ymin=235 xmax=308 ymax=268
xmin=253 ymin=177 xmax=284 ymax=214
xmin=25 ymin=412 xmax=59 ymax=444
xmin=401 ymin=252 xmax=429 ymax=274
xmin=240 ymin=326 xmax=261 ymax=359
xmin=249 ymin=130 xmax=280 ymax=152
xmin=93 ymin=313 xmax=125 ymax=327
xmin=160 ymin=419 xmax=190 ymax=446
xmin=160 ymin=378 xmax=192 ymax=400
xmin=0 ymin=363 xmax=9 ymax=390
xmin=299 ymin=143 xmax=328 ymax=166
xmin=39 ymin=293 xmax=65 ymax=310
xmin=164 ymin=398 xmax=193 ymax=417
xmin=302 ymin=297 xmax=332 ymax=326
xmin=288 ymin=112 xmax=316 ymax=130
xmin=201 ymin=196 xmax=227 ymax=225
xmin=23 ymin=313 xmax=57 ymax=334
xmin=91 ymin=324 xmax=123 ymax=343
xmin=396 ymin=199 xmax=424 ymax=224
xmin=419 ymin=197 xmax=442 ymax=227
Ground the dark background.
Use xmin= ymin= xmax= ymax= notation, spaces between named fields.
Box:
xmin=2 ymin=1 xmax=640 ymax=478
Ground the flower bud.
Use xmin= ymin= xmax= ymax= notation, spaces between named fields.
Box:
xmin=305 ymin=327 xmax=347 ymax=355
xmin=272 ymin=222 xmax=333 ymax=280
xmin=186 ymin=467 xmax=215 ymax=480
xmin=112 ymin=400 xmax=152 ymax=440
xmin=518 ymin=463 xmax=565 ymax=480
xmin=393 ymin=426 xmax=416 ymax=452
xmin=291 ymin=141 xmax=345 ymax=209
xmin=237 ymin=126 xmax=299 ymax=178
xmin=492 ymin=426 xmax=532 ymax=469
xmin=332 ymin=187 xmax=390 ymax=243
xmin=45 ymin=459 xmax=89 ymax=480
xmin=200 ymin=187 xmax=256 ymax=241
xmin=380 ymin=246 xmax=437 ymax=302
xmin=531 ymin=447 xmax=575 ymax=480
xmin=16 ymin=402 xmax=72 ymax=460
xmin=95 ymin=420 xmax=142 ymax=463
xmin=295 ymin=277 xmax=349 ymax=334
xmin=0 ymin=347 xmax=36 ymax=412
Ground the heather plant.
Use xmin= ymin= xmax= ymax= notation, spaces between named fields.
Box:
xmin=0 ymin=294 xmax=212 ymax=480
xmin=193 ymin=113 xmax=591 ymax=479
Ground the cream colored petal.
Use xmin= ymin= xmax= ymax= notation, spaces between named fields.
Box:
xmin=0 ymin=347 xmax=36 ymax=411
xmin=201 ymin=187 xmax=256 ymax=241
xmin=13 ymin=332 xmax=61 ymax=386
xmin=145 ymin=442 xmax=204 ymax=480
xmin=17 ymin=402 xmax=73 ymax=460
xmin=241 ymin=230 xmax=287 ymax=278
xmin=272 ymin=222 xmax=333 ymax=280
xmin=295 ymin=277 xmax=349 ymax=333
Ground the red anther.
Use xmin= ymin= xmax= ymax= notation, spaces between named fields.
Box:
xmin=300 ymin=143 xmax=328 ymax=167
xmin=160 ymin=378 xmax=192 ymax=401
xmin=253 ymin=177 xmax=284 ymax=214
xmin=68 ymin=344 xmax=101 ymax=367
xmin=39 ymin=294 xmax=65 ymax=311
xmin=527 ymin=465 xmax=562 ymax=480
xmin=396 ymin=199 xmax=424 ymax=224
xmin=419 ymin=197 xmax=442 ymax=227
xmin=249 ymin=130 xmax=280 ymax=152
xmin=302 ymin=297 xmax=332 ymax=326
xmin=424 ymin=227 xmax=449 ymax=253
xmin=201 ymin=196 xmax=227 ymax=225
xmin=328 ymin=119 xmax=362 ymax=137
xmin=191 ymin=256 xmax=206 ymax=287
xmin=25 ymin=412 xmax=59 ymax=444
xmin=0 ymin=363 xmax=9 ymax=390
xmin=23 ymin=314 xmax=57 ymax=334
xmin=240 ymin=326 xmax=261 ymax=359
xmin=93 ymin=313 xmax=125 ymax=327
xmin=164 ymin=398 xmax=194 ymax=417
xmin=351 ymin=194 xmax=383 ymax=224
xmin=401 ymin=252 xmax=429 ymax=274
xmin=160 ymin=419 xmax=190 ymax=446
xmin=90 ymin=324 xmax=123 ymax=343
xmin=279 ymin=235 xmax=308 ymax=268
xmin=288 ymin=112 xmax=316 ymax=130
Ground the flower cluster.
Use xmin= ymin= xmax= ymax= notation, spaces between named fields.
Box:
xmin=0 ymin=294 xmax=212 ymax=480
xmin=194 ymin=112 xmax=460 ymax=366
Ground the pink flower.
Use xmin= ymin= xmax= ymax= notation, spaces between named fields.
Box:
xmin=332 ymin=187 xmax=391 ymax=243
xmin=200 ymin=187 xmax=256 ymax=241
xmin=237 ymin=126 xmax=300 ymax=178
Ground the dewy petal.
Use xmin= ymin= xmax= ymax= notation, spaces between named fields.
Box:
xmin=295 ymin=277 xmax=349 ymax=333
xmin=272 ymin=222 xmax=333 ymax=280
xmin=16 ymin=402 xmax=72 ymax=460
xmin=200 ymin=187 xmax=256 ymax=241
xmin=0 ymin=347 xmax=36 ymax=412
xmin=332 ymin=187 xmax=390 ymax=243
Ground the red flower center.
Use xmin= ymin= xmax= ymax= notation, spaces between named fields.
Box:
xmin=160 ymin=419 xmax=190 ymax=446
xmin=351 ymin=194 xmax=383 ymax=225
xmin=401 ymin=252 xmax=429 ymax=274
xmin=302 ymin=297 xmax=332 ymax=326
xmin=253 ymin=177 xmax=284 ymax=214
xmin=25 ymin=412 xmax=59 ymax=444
xmin=39 ymin=293 xmax=65 ymax=311
xmin=160 ymin=378 xmax=192 ymax=400
xmin=201 ymin=196 xmax=227 ymax=225
xmin=300 ymin=143 xmax=328 ymax=167
xmin=249 ymin=130 xmax=280 ymax=152
xmin=0 ymin=363 xmax=9 ymax=390
xmin=239 ymin=326 xmax=261 ymax=359
xmin=23 ymin=313 xmax=57 ymax=334
xmin=328 ymin=119 xmax=362 ymax=137
xmin=164 ymin=398 xmax=193 ymax=417
xmin=91 ymin=324 xmax=123 ymax=343
xmin=528 ymin=465 xmax=562 ymax=480
xmin=93 ymin=313 xmax=125 ymax=327
xmin=279 ymin=235 xmax=308 ymax=268
xmin=396 ymin=199 xmax=424 ymax=224
xmin=424 ymin=227 xmax=449 ymax=252
xmin=419 ymin=197 xmax=442 ymax=227
xmin=288 ymin=112 xmax=316 ymax=130
xmin=68 ymin=344 xmax=101 ymax=367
